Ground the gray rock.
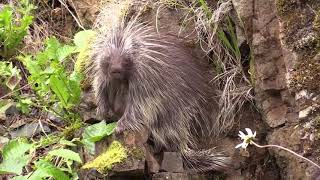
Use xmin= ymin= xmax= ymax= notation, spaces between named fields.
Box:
xmin=10 ymin=122 xmax=51 ymax=138
xmin=152 ymin=172 xmax=188 ymax=180
xmin=160 ymin=152 xmax=184 ymax=173
xmin=48 ymin=112 xmax=63 ymax=123
xmin=112 ymin=157 xmax=145 ymax=177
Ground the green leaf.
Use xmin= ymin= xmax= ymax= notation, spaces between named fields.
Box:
xmin=45 ymin=37 xmax=61 ymax=60
xmin=68 ymin=72 xmax=82 ymax=105
xmin=59 ymin=139 xmax=77 ymax=147
xmin=82 ymin=121 xmax=116 ymax=154
xmin=17 ymin=55 xmax=42 ymax=76
xmin=57 ymin=45 xmax=76 ymax=62
xmin=48 ymin=149 xmax=82 ymax=163
xmin=49 ymin=75 xmax=70 ymax=108
xmin=16 ymin=98 xmax=32 ymax=114
xmin=0 ymin=138 xmax=32 ymax=175
xmin=73 ymin=30 xmax=96 ymax=50
xmin=28 ymin=160 xmax=69 ymax=180
xmin=105 ymin=122 xmax=117 ymax=136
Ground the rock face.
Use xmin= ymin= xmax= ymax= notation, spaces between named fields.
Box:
xmin=234 ymin=0 xmax=320 ymax=179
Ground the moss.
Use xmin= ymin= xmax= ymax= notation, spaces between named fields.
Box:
xmin=62 ymin=120 xmax=83 ymax=138
xmin=289 ymin=58 xmax=320 ymax=92
xmin=129 ymin=147 xmax=145 ymax=159
xmin=82 ymin=141 xmax=127 ymax=174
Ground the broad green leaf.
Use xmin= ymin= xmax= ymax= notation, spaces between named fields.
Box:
xmin=45 ymin=37 xmax=61 ymax=60
xmin=18 ymin=55 xmax=42 ymax=76
xmin=0 ymin=138 xmax=32 ymax=175
xmin=0 ymin=7 xmax=13 ymax=24
xmin=28 ymin=160 xmax=69 ymax=180
xmin=49 ymin=75 xmax=70 ymax=108
xmin=73 ymin=30 xmax=96 ymax=50
xmin=82 ymin=121 xmax=116 ymax=154
xmin=48 ymin=149 xmax=82 ymax=163
xmin=105 ymin=122 xmax=117 ymax=136
xmin=57 ymin=45 xmax=76 ymax=62
xmin=68 ymin=72 xmax=82 ymax=105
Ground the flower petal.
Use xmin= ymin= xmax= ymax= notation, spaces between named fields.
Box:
xmin=238 ymin=131 xmax=246 ymax=139
xmin=235 ymin=143 xmax=243 ymax=149
xmin=245 ymin=128 xmax=253 ymax=136
xmin=253 ymin=131 xmax=257 ymax=137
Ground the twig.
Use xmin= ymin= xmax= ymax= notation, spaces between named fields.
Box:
xmin=251 ymin=141 xmax=320 ymax=169
xmin=0 ymin=83 xmax=31 ymax=100
xmin=57 ymin=0 xmax=85 ymax=30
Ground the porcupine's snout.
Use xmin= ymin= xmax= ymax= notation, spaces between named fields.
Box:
xmin=110 ymin=62 xmax=123 ymax=79
xmin=109 ymin=55 xmax=133 ymax=80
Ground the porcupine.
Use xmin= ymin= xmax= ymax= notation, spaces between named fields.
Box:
xmin=89 ymin=17 xmax=230 ymax=171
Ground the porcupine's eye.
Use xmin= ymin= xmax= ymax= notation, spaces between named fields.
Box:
xmin=122 ymin=56 xmax=133 ymax=69
xmin=100 ymin=56 xmax=110 ymax=67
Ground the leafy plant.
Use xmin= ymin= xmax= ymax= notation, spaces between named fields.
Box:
xmin=16 ymin=97 xmax=33 ymax=114
xmin=0 ymin=120 xmax=117 ymax=179
xmin=82 ymin=121 xmax=117 ymax=154
xmin=0 ymin=61 xmax=21 ymax=90
xmin=0 ymin=138 xmax=33 ymax=175
xmin=18 ymin=36 xmax=81 ymax=121
xmin=0 ymin=0 xmax=35 ymax=57
xmin=0 ymin=137 xmax=83 ymax=179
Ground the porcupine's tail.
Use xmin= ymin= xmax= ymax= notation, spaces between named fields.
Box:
xmin=181 ymin=146 xmax=231 ymax=172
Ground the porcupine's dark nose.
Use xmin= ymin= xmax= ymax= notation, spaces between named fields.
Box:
xmin=110 ymin=64 xmax=124 ymax=79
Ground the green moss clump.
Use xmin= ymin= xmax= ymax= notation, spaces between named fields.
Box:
xmin=82 ymin=141 xmax=127 ymax=173
xmin=62 ymin=120 xmax=83 ymax=138
xmin=130 ymin=147 xmax=145 ymax=159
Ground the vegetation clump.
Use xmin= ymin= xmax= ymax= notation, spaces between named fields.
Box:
xmin=82 ymin=141 xmax=128 ymax=174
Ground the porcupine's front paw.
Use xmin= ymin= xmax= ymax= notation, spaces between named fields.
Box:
xmin=115 ymin=118 xmax=128 ymax=134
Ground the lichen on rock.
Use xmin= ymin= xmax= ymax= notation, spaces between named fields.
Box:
xmin=290 ymin=57 xmax=320 ymax=92
xmin=276 ymin=0 xmax=320 ymax=55
xmin=82 ymin=140 xmax=127 ymax=174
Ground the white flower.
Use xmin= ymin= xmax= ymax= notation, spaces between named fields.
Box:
xmin=235 ymin=128 xmax=256 ymax=149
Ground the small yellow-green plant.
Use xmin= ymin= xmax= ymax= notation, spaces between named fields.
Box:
xmin=0 ymin=0 xmax=35 ymax=58
xmin=82 ymin=141 xmax=127 ymax=173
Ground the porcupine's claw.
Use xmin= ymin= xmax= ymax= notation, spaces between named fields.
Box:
xmin=115 ymin=118 xmax=127 ymax=134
